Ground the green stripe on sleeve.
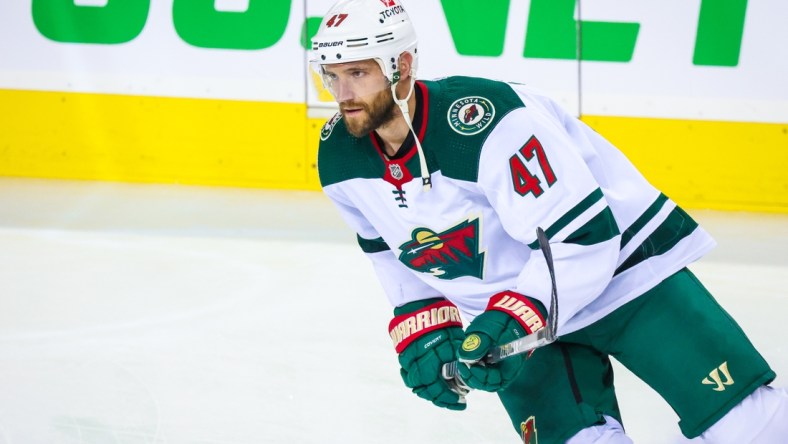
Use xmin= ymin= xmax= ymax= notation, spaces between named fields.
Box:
xmin=614 ymin=205 xmax=699 ymax=276
xmin=620 ymin=193 xmax=669 ymax=248
xmin=357 ymin=235 xmax=391 ymax=253
xmin=528 ymin=188 xmax=604 ymax=249
xmin=563 ymin=207 xmax=620 ymax=246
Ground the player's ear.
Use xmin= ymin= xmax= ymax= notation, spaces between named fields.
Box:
xmin=398 ymin=51 xmax=414 ymax=81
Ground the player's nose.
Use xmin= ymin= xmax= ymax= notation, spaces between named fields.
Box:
xmin=332 ymin=79 xmax=357 ymax=102
xmin=335 ymin=88 xmax=355 ymax=103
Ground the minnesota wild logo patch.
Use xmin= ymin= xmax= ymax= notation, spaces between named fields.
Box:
xmin=447 ymin=96 xmax=495 ymax=135
xmin=398 ymin=218 xmax=485 ymax=280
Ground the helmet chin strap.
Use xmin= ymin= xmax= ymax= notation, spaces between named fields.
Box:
xmin=392 ymin=77 xmax=432 ymax=191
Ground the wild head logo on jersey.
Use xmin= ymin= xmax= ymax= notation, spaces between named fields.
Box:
xmin=464 ymin=104 xmax=479 ymax=123
xmin=448 ymin=96 xmax=495 ymax=135
xmin=398 ymin=218 xmax=485 ymax=280
xmin=521 ymin=417 xmax=538 ymax=444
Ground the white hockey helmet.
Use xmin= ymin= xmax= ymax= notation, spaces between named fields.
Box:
xmin=310 ymin=0 xmax=418 ymax=86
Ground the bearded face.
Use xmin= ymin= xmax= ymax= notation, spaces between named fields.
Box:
xmin=320 ymin=59 xmax=398 ymax=138
xmin=339 ymin=86 xmax=397 ymax=138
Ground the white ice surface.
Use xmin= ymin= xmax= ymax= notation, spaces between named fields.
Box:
xmin=0 ymin=178 xmax=785 ymax=444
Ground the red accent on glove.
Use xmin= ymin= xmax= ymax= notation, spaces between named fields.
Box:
xmin=389 ymin=300 xmax=463 ymax=353
xmin=486 ymin=291 xmax=546 ymax=334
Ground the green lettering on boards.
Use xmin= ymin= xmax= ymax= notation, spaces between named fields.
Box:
xmin=32 ymin=0 xmax=150 ymax=44
xmin=30 ymin=0 xmax=749 ymax=66
xmin=524 ymin=0 xmax=639 ymax=62
xmin=173 ymin=0 xmax=291 ymax=50
xmin=694 ymin=0 xmax=748 ymax=66
xmin=440 ymin=0 xmax=510 ymax=57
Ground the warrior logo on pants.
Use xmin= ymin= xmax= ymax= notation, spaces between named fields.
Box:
xmin=521 ymin=416 xmax=538 ymax=444
xmin=702 ymin=361 xmax=735 ymax=391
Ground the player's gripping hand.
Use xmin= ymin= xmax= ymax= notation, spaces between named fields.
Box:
xmin=390 ymin=298 xmax=467 ymax=410
xmin=457 ymin=291 xmax=546 ymax=392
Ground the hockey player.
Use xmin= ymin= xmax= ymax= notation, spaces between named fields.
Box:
xmin=310 ymin=0 xmax=788 ymax=442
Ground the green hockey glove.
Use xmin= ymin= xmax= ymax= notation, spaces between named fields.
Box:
xmin=390 ymin=298 xmax=467 ymax=410
xmin=457 ymin=291 xmax=546 ymax=392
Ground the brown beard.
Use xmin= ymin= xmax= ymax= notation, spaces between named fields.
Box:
xmin=340 ymin=87 xmax=397 ymax=138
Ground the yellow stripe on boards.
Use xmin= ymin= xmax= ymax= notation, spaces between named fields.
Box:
xmin=581 ymin=116 xmax=788 ymax=214
xmin=2 ymin=88 xmax=785 ymax=212
xmin=0 ymin=89 xmax=319 ymax=190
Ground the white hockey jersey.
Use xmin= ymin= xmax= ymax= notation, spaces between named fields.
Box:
xmin=318 ymin=76 xmax=715 ymax=335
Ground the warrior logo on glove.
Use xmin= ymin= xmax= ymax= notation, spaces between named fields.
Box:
xmin=398 ymin=217 xmax=485 ymax=280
